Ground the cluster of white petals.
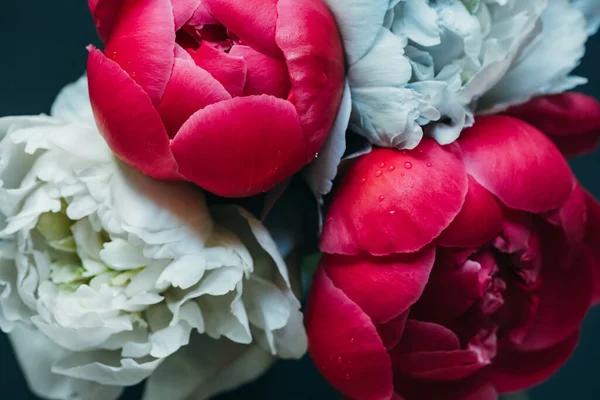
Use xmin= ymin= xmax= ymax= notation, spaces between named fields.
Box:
xmin=323 ymin=0 xmax=600 ymax=149
xmin=0 ymin=78 xmax=306 ymax=400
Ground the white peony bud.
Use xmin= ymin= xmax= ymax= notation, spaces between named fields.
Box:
xmin=0 ymin=77 xmax=306 ymax=400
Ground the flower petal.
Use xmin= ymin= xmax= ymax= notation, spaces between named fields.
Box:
xmin=156 ymin=58 xmax=230 ymax=138
xmin=584 ymin=192 xmax=600 ymax=305
xmin=229 ymin=45 xmax=291 ymax=99
xmin=306 ymin=266 xmax=394 ymax=400
xmin=202 ymin=0 xmax=282 ymax=58
xmin=171 ymin=95 xmax=306 ymax=197
xmin=321 ymin=140 xmax=468 ymax=255
xmin=88 ymin=0 xmax=124 ymax=42
xmin=505 ymin=93 xmax=600 ymax=157
xmin=191 ymin=44 xmax=247 ymax=98
xmin=276 ymin=0 xmax=346 ymax=159
xmin=437 ymin=176 xmax=504 ymax=248
xmin=459 ymin=116 xmax=573 ymax=213
xmin=103 ymin=0 xmax=175 ymax=104
xmin=491 ymin=332 xmax=580 ymax=394
xmin=321 ymin=248 xmax=435 ymax=324
xmin=87 ymin=48 xmax=179 ymax=180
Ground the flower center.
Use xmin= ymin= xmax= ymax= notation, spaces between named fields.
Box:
xmin=176 ymin=23 xmax=240 ymax=53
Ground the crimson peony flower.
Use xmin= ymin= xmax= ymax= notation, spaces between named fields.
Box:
xmin=87 ymin=0 xmax=345 ymax=197
xmin=306 ymin=94 xmax=600 ymax=400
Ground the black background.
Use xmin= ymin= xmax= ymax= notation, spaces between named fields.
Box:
xmin=1 ymin=1 xmax=599 ymax=399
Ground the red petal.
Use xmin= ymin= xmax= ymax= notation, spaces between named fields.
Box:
xmin=377 ymin=312 xmax=409 ymax=350
xmin=459 ymin=116 xmax=574 ymax=213
xmin=88 ymin=0 xmax=124 ymax=42
xmin=156 ymin=59 xmax=230 ymax=138
xmin=103 ymin=0 xmax=175 ymax=104
xmin=391 ymin=321 xmax=489 ymax=381
xmin=191 ymin=44 xmax=247 ymax=97
xmin=170 ymin=95 xmax=306 ymax=197
xmin=87 ymin=47 xmax=179 ymax=180
xmin=518 ymin=237 xmax=593 ymax=351
xmin=322 ymin=249 xmax=435 ymax=324
xmin=306 ymin=267 xmax=394 ymax=400
xmin=229 ymin=45 xmax=291 ymax=99
xmin=505 ymin=93 xmax=600 ymax=156
xmin=438 ymin=176 xmax=504 ymax=248
xmin=321 ymin=141 xmax=468 ymax=255
xmin=412 ymin=251 xmax=497 ymax=324
xmin=584 ymin=192 xmax=600 ymax=305
xmin=202 ymin=0 xmax=282 ymax=59
xmin=276 ymin=0 xmax=346 ymax=159
xmin=491 ymin=331 xmax=579 ymax=393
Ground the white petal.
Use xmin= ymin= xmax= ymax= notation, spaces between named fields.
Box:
xmin=321 ymin=0 xmax=390 ymax=64
xmin=100 ymin=238 xmax=150 ymax=271
xmin=143 ymin=337 xmax=274 ymax=400
xmin=51 ymin=75 xmax=96 ymax=126
xmin=150 ymin=321 xmax=193 ymax=358
xmin=572 ymin=0 xmax=600 ymax=35
xmin=303 ymin=80 xmax=351 ymax=203
xmin=157 ymin=254 xmax=206 ymax=290
xmin=9 ymin=326 xmax=124 ymax=400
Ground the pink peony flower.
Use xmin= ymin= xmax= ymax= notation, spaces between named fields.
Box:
xmin=87 ymin=0 xmax=345 ymax=197
xmin=306 ymin=94 xmax=600 ymax=400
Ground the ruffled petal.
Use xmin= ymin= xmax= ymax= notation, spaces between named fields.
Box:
xmin=172 ymin=0 xmax=202 ymax=30
xmin=491 ymin=332 xmax=580 ymax=394
xmin=191 ymin=44 xmax=247 ymax=97
xmin=437 ymin=176 xmax=504 ymax=248
xmin=376 ymin=312 xmax=408 ymax=351
xmin=87 ymin=48 xmax=179 ymax=180
xmin=505 ymin=93 xmax=600 ymax=157
xmin=103 ymin=0 xmax=175 ymax=104
xmin=321 ymin=248 xmax=435 ymax=324
xmin=321 ymin=140 xmax=468 ymax=255
xmin=459 ymin=116 xmax=574 ymax=213
xmin=229 ymin=45 xmax=290 ymax=99
xmin=156 ymin=58 xmax=230 ymax=138
xmin=276 ymin=0 xmax=346 ymax=159
xmin=306 ymin=266 xmax=394 ymax=400
xmin=88 ymin=0 xmax=124 ymax=42
xmin=202 ymin=0 xmax=282 ymax=59
xmin=170 ymin=95 xmax=305 ymax=197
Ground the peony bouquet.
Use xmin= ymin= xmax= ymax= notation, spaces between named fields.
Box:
xmin=1 ymin=0 xmax=600 ymax=399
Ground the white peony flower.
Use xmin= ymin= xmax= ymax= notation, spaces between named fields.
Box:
xmin=323 ymin=0 xmax=596 ymax=149
xmin=0 ymin=78 xmax=306 ymax=400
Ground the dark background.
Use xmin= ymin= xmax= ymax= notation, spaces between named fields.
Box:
xmin=1 ymin=1 xmax=599 ymax=399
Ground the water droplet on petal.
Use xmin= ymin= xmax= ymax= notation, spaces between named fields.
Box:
xmin=326 ymin=217 xmax=333 ymax=223
xmin=361 ymin=178 xmax=367 ymax=184
xmin=427 ymin=162 xmax=432 ymax=167
xmin=375 ymin=170 xmax=383 ymax=177
xmin=337 ymin=357 xmax=343 ymax=364
xmin=345 ymin=373 xmax=351 ymax=381
xmin=389 ymin=210 xmax=396 ymax=215
xmin=314 ymin=153 xmax=319 ymax=159
xmin=349 ymin=337 xmax=355 ymax=343
xmin=410 ymin=184 xmax=415 ymax=188
xmin=404 ymin=162 xmax=413 ymax=169
xmin=388 ymin=165 xmax=395 ymax=171
xmin=131 ymin=71 xmax=136 ymax=78
xmin=401 ymin=172 xmax=405 ymax=177
xmin=378 ymin=195 xmax=385 ymax=202
xmin=379 ymin=162 xmax=385 ymax=168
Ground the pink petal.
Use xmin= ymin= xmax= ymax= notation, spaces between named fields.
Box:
xmin=321 ymin=141 xmax=468 ymax=255
xmin=306 ymin=267 xmax=394 ymax=400
xmin=202 ymin=0 xmax=282 ymax=59
xmin=170 ymin=95 xmax=306 ymax=197
xmin=505 ymin=93 xmax=600 ymax=156
xmin=191 ymin=44 xmax=247 ymax=97
xmin=321 ymin=249 xmax=435 ymax=324
xmin=172 ymin=0 xmax=202 ymax=30
xmin=229 ymin=45 xmax=291 ymax=99
xmin=103 ymin=0 xmax=175 ymax=104
xmin=491 ymin=332 xmax=579 ymax=393
xmin=438 ymin=176 xmax=504 ymax=248
xmin=87 ymin=47 xmax=179 ymax=180
xmin=156 ymin=59 xmax=230 ymax=138
xmin=584 ymin=192 xmax=600 ymax=305
xmin=459 ymin=116 xmax=574 ymax=213
xmin=517 ymin=235 xmax=593 ymax=351
xmin=88 ymin=0 xmax=124 ymax=42
xmin=276 ymin=0 xmax=346 ymax=159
